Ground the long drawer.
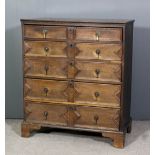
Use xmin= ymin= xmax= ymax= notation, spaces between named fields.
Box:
xmin=24 ymin=79 xmax=121 ymax=107
xmin=25 ymin=102 xmax=120 ymax=130
xmin=24 ymin=41 xmax=122 ymax=61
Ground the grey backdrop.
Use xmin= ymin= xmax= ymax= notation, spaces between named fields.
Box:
xmin=5 ymin=0 xmax=150 ymax=120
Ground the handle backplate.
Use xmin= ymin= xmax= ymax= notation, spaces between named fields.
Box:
xmin=44 ymin=87 xmax=48 ymax=96
xmin=43 ymin=29 xmax=48 ymax=38
xmin=43 ymin=111 xmax=48 ymax=120
xmin=94 ymin=114 xmax=99 ymax=124
xmin=44 ymin=64 xmax=49 ymax=75
xmin=95 ymin=69 xmax=100 ymax=78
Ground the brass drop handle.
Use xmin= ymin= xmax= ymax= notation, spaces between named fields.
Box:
xmin=43 ymin=111 xmax=48 ymax=120
xmin=44 ymin=47 xmax=49 ymax=53
xmin=94 ymin=92 xmax=100 ymax=98
xmin=96 ymin=49 xmax=101 ymax=58
xmin=44 ymin=64 xmax=49 ymax=75
xmin=94 ymin=114 xmax=99 ymax=124
xmin=95 ymin=69 xmax=100 ymax=78
xmin=96 ymin=32 xmax=100 ymax=41
xmin=44 ymin=87 xmax=48 ymax=96
xmin=43 ymin=29 xmax=48 ymax=38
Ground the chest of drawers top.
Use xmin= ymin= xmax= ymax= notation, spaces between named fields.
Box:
xmin=21 ymin=18 xmax=134 ymax=40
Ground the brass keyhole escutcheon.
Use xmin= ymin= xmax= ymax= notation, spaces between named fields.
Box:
xmin=69 ymin=29 xmax=73 ymax=32
xmin=68 ymin=27 xmax=74 ymax=34
xmin=69 ymin=61 xmax=74 ymax=67
xmin=69 ymin=43 xmax=74 ymax=48
xmin=68 ymin=80 xmax=74 ymax=88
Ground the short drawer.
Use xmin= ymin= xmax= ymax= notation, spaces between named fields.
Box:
xmin=24 ymin=25 xmax=67 ymax=39
xmin=25 ymin=102 xmax=68 ymax=126
xmin=24 ymin=41 xmax=67 ymax=57
xmin=75 ymin=61 xmax=121 ymax=83
xmin=76 ymin=43 xmax=122 ymax=61
xmin=74 ymin=82 xmax=121 ymax=107
xmin=24 ymin=57 xmax=68 ymax=79
xmin=72 ymin=106 xmax=120 ymax=130
xmin=24 ymin=78 xmax=68 ymax=102
xmin=76 ymin=27 xmax=122 ymax=42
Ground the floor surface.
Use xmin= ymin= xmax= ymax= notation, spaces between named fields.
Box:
xmin=5 ymin=119 xmax=150 ymax=155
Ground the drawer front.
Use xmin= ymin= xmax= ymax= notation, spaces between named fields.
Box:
xmin=24 ymin=79 xmax=68 ymax=102
xmin=68 ymin=105 xmax=120 ymax=130
xmin=24 ymin=58 xmax=67 ymax=79
xmin=25 ymin=102 xmax=119 ymax=130
xmin=24 ymin=41 xmax=67 ymax=57
xmin=76 ymin=27 xmax=122 ymax=41
xmin=75 ymin=61 xmax=121 ymax=82
xmin=74 ymin=82 xmax=121 ymax=107
xmin=24 ymin=25 xmax=67 ymax=39
xmin=25 ymin=102 xmax=68 ymax=126
xmin=76 ymin=43 xmax=122 ymax=60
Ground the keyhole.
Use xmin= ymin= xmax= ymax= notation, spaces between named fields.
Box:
xmin=69 ymin=61 xmax=74 ymax=66
xmin=68 ymin=80 xmax=74 ymax=88
xmin=69 ymin=43 xmax=75 ymax=48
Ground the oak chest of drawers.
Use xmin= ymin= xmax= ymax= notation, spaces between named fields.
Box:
xmin=21 ymin=19 xmax=134 ymax=148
